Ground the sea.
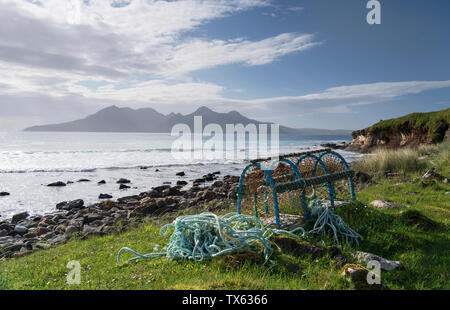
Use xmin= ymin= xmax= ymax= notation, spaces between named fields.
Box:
xmin=0 ymin=132 xmax=362 ymax=219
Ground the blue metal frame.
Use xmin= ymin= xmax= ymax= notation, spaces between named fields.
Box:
xmin=316 ymin=150 xmax=355 ymax=201
xmin=296 ymin=154 xmax=336 ymax=208
xmin=266 ymin=158 xmax=304 ymax=228
xmin=236 ymin=151 xmax=355 ymax=229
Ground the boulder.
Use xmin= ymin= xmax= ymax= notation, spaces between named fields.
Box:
xmin=116 ymin=178 xmax=131 ymax=184
xmin=11 ymin=211 xmax=29 ymax=224
xmin=47 ymin=181 xmax=66 ymax=187
xmin=14 ymin=225 xmax=29 ymax=235
xmin=56 ymin=199 xmax=84 ymax=211
xmin=176 ymin=171 xmax=185 ymax=176
xmin=352 ymin=251 xmax=402 ymax=271
xmin=370 ymin=200 xmax=404 ymax=209
xmin=0 ymin=192 xmax=10 ymax=196
xmin=176 ymin=180 xmax=188 ymax=186
xmin=119 ymin=184 xmax=131 ymax=190
xmin=77 ymin=179 xmax=91 ymax=182
xmin=422 ymin=168 xmax=444 ymax=180
xmin=99 ymin=193 xmax=113 ymax=199
xmin=98 ymin=180 xmax=106 ymax=184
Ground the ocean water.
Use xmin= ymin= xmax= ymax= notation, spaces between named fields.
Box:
xmin=0 ymin=132 xmax=361 ymax=219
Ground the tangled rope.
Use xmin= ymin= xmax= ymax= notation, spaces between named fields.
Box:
xmin=117 ymin=212 xmax=306 ymax=264
xmin=308 ymin=199 xmax=362 ymax=246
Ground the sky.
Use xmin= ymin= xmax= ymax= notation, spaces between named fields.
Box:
xmin=0 ymin=0 xmax=449 ymax=131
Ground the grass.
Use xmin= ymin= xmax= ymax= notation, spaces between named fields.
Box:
xmin=366 ymin=108 xmax=449 ymax=142
xmin=353 ymin=141 xmax=449 ymax=175
xmin=1 ymin=144 xmax=449 ymax=290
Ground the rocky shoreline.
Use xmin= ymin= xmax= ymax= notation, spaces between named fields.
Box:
xmin=0 ymin=172 xmax=240 ymax=259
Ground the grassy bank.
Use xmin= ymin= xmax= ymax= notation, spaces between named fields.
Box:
xmin=366 ymin=108 xmax=449 ymax=141
xmin=1 ymin=144 xmax=449 ymax=290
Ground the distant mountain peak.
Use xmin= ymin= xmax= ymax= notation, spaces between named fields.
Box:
xmin=194 ymin=106 xmax=214 ymax=114
xmin=24 ymin=105 xmax=352 ymax=135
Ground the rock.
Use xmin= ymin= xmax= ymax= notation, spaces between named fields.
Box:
xmin=422 ymin=168 xmax=443 ymax=180
xmin=273 ymin=237 xmax=324 ymax=259
xmin=11 ymin=211 xmax=29 ymax=224
xmin=32 ymin=226 xmax=51 ymax=236
xmin=42 ymin=232 xmax=57 ymax=240
xmin=352 ymin=251 xmax=402 ymax=271
xmin=162 ymin=187 xmax=183 ymax=196
xmin=202 ymin=190 xmax=216 ymax=201
xmin=98 ymin=180 xmax=106 ymax=184
xmin=47 ymin=181 xmax=66 ymax=187
xmin=212 ymin=171 xmax=221 ymax=175
xmin=82 ymin=225 xmax=100 ymax=236
xmin=35 ymin=242 xmax=51 ymax=249
xmin=152 ymin=185 xmax=170 ymax=192
xmin=119 ymin=184 xmax=131 ymax=190
xmin=56 ymin=199 xmax=84 ymax=211
xmin=444 ymin=178 xmax=449 ymax=184
xmin=176 ymin=180 xmax=188 ymax=186
xmin=23 ymin=232 xmax=37 ymax=239
xmin=6 ymin=242 xmax=25 ymax=252
xmin=99 ymin=193 xmax=113 ymax=199
xmin=48 ymin=235 xmax=65 ymax=245
xmin=14 ymin=225 xmax=28 ymax=235
xmin=85 ymin=213 xmax=102 ymax=224
xmin=332 ymin=255 xmax=348 ymax=268
xmin=176 ymin=171 xmax=185 ymax=176
xmin=0 ymin=192 xmax=10 ymax=196
xmin=370 ymin=200 xmax=404 ymax=209
xmin=117 ymin=178 xmax=131 ymax=184
xmin=342 ymin=264 xmax=388 ymax=290
xmin=13 ymin=250 xmax=33 ymax=258
xmin=212 ymin=181 xmax=223 ymax=188
xmin=155 ymin=169 xmax=160 ymax=172
xmin=0 ymin=229 xmax=8 ymax=237
xmin=77 ymin=179 xmax=91 ymax=182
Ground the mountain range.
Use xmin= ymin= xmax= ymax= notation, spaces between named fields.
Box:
xmin=24 ymin=105 xmax=351 ymax=135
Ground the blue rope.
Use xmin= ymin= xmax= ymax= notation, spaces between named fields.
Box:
xmin=117 ymin=212 xmax=306 ymax=264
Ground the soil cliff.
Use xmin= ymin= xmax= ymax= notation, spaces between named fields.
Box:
xmin=346 ymin=108 xmax=450 ymax=153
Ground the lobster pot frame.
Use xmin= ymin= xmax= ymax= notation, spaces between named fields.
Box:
xmin=237 ymin=150 xmax=355 ymax=228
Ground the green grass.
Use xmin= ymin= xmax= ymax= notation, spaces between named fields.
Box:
xmin=353 ymin=141 xmax=449 ymax=175
xmin=367 ymin=108 xmax=449 ymax=142
xmin=1 ymin=145 xmax=449 ymax=290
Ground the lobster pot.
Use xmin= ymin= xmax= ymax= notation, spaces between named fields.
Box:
xmin=269 ymin=161 xmax=307 ymax=217
xmin=237 ymin=164 xmax=267 ymax=218
xmin=319 ymin=152 xmax=354 ymax=202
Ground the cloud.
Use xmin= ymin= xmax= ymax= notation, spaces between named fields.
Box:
xmin=0 ymin=0 xmax=319 ymax=92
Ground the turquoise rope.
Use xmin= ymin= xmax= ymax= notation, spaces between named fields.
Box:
xmin=308 ymin=199 xmax=362 ymax=246
xmin=117 ymin=212 xmax=306 ymax=264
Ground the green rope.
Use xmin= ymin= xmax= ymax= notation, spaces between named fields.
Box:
xmin=117 ymin=212 xmax=306 ymax=264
